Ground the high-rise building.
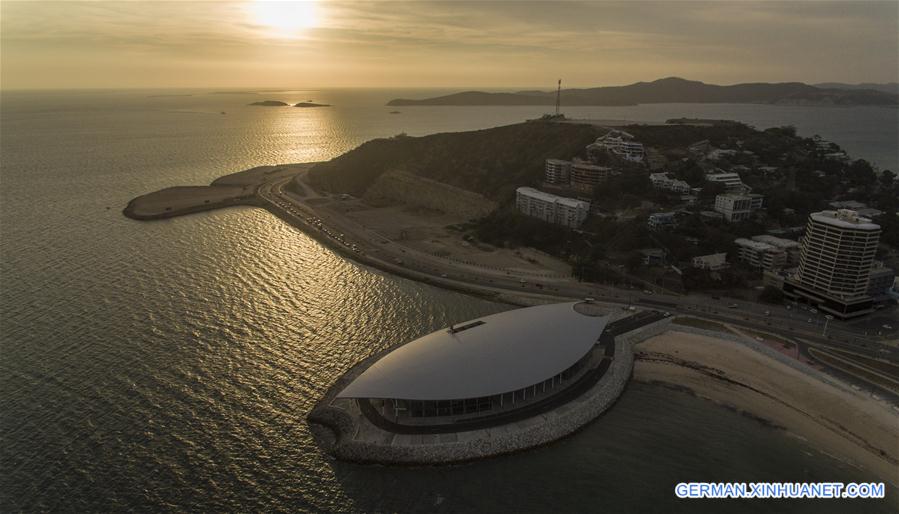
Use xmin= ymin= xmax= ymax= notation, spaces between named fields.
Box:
xmin=544 ymin=159 xmax=572 ymax=184
xmin=783 ymin=209 xmax=882 ymax=318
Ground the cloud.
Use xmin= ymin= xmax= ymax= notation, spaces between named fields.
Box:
xmin=1 ymin=0 xmax=896 ymax=88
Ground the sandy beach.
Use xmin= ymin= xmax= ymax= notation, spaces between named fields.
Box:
xmin=634 ymin=330 xmax=899 ymax=485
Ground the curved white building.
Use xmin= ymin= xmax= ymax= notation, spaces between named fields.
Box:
xmin=338 ymin=302 xmax=608 ymax=423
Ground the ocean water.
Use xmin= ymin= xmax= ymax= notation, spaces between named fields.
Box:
xmin=1 ymin=89 xmax=896 ymax=512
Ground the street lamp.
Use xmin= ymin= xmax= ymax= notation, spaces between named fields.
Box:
xmin=823 ymin=314 xmax=834 ymax=337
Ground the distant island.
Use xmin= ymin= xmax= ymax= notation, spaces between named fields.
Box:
xmin=387 ymin=77 xmax=899 ymax=107
xmin=249 ymin=100 xmax=289 ymax=106
xmin=294 ymin=102 xmax=330 ymax=108
xmin=814 ymin=82 xmax=899 ymax=95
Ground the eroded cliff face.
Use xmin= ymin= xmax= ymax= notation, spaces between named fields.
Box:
xmin=363 ymin=170 xmax=497 ymax=219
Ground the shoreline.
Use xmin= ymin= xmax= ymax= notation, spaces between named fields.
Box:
xmin=124 ymin=163 xmax=899 ymax=480
xmin=633 ymin=328 xmax=899 ymax=487
xmin=122 ymin=164 xmax=312 ymax=221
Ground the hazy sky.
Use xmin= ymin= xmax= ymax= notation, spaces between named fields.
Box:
xmin=1 ymin=0 xmax=897 ymax=90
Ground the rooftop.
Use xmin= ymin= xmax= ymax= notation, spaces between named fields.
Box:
xmin=337 ymin=302 xmax=608 ymax=401
xmin=517 ymin=187 xmax=590 ymax=209
xmin=735 ymin=238 xmax=776 ymax=252
xmin=810 ymin=209 xmax=880 ymax=231
xmin=751 ymin=235 xmax=799 ymax=249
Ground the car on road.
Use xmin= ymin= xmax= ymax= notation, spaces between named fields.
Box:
xmin=643 ymin=290 xmax=653 ymax=295
xmin=884 ymin=324 xmax=894 ymax=330
xmin=728 ymin=303 xmax=738 ymax=308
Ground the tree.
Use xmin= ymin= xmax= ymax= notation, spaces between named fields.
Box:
xmin=880 ymin=169 xmax=895 ymax=190
xmin=625 ymin=250 xmax=644 ymax=272
xmin=759 ymin=286 xmax=784 ymax=304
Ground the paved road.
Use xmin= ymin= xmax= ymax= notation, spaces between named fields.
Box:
xmin=256 ymin=173 xmax=899 ymax=366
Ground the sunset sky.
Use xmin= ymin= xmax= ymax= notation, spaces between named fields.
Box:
xmin=1 ymin=0 xmax=897 ymax=90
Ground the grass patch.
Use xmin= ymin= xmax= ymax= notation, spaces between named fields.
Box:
xmin=672 ymin=316 xmax=731 ymax=333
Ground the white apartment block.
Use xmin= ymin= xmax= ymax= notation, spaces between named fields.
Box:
xmin=751 ymin=235 xmax=800 ymax=267
xmin=516 ymin=187 xmax=590 ymax=228
xmin=795 ymin=210 xmax=880 ymax=299
xmin=714 ymin=193 xmax=764 ymax=222
xmin=544 ymin=159 xmax=572 ymax=184
xmin=649 ymin=172 xmax=693 ymax=194
xmin=588 ymin=130 xmax=644 ymax=162
xmin=783 ymin=209 xmax=882 ymax=318
xmin=692 ymin=253 xmax=729 ymax=271
xmin=705 ymin=172 xmax=750 ymax=194
xmin=734 ymin=238 xmax=787 ymax=270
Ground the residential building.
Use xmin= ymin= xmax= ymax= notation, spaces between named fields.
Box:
xmin=751 ymin=235 xmax=800 ymax=267
xmin=714 ymin=193 xmax=765 ymax=222
xmin=783 ymin=209 xmax=882 ymax=318
xmin=639 ymin=248 xmax=666 ymax=266
xmin=707 ymin=148 xmax=737 ymax=160
xmin=705 ymin=172 xmax=750 ymax=194
xmin=692 ymin=253 xmax=728 ymax=271
xmin=647 ymin=212 xmax=677 ymax=231
xmin=734 ymin=238 xmax=787 ymax=270
xmin=588 ymin=130 xmax=644 ymax=162
xmin=515 ymin=187 xmax=590 ymax=228
xmin=570 ymin=161 xmax=611 ymax=193
xmin=649 ymin=172 xmax=693 ymax=194
xmin=544 ymin=159 xmax=571 ymax=184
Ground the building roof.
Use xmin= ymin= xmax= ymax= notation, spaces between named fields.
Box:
xmin=735 ymin=238 xmax=776 ymax=252
xmin=751 ymin=235 xmax=799 ymax=249
xmin=517 ymin=187 xmax=590 ymax=209
xmin=337 ymin=302 xmax=608 ymax=401
xmin=810 ymin=210 xmax=880 ymax=231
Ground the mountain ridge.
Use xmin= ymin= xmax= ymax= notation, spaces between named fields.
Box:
xmin=387 ymin=77 xmax=898 ymax=106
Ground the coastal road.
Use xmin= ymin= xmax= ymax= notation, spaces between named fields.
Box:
xmin=256 ymin=172 xmax=899 ymax=367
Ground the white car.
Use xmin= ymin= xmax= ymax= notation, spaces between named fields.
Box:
xmin=884 ymin=324 xmax=894 ymax=330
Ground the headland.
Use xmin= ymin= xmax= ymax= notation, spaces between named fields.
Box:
xmin=123 ymin=121 xmax=898 ymax=479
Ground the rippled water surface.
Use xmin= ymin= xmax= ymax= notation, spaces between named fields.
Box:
xmin=1 ymin=90 xmax=895 ymax=512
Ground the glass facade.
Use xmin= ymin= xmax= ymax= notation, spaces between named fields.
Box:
xmin=381 ymin=349 xmax=594 ymax=422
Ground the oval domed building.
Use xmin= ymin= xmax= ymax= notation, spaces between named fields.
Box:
xmin=309 ymin=301 xmax=669 ymax=463
xmin=338 ymin=302 xmax=608 ymax=425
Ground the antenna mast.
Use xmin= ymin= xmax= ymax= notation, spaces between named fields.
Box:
xmin=555 ymin=79 xmax=561 ymax=116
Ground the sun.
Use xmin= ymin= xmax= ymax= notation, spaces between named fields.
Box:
xmin=247 ymin=1 xmax=319 ymax=37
